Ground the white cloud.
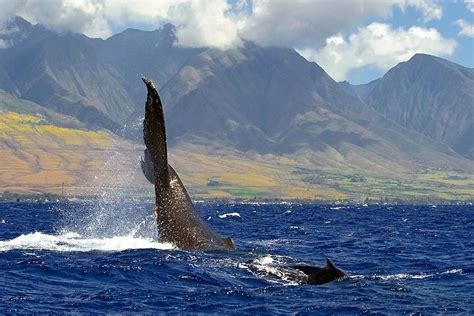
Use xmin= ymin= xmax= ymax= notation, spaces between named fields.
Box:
xmin=300 ymin=23 xmax=457 ymax=81
xmin=240 ymin=0 xmax=395 ymax=48
xmin=399 ymin=0 xmax=442 ymax=21
xmin=456 ymin=19 xmax=474 ymax=37
xmin=167 ymin=0 xmax=246 ymax=48
xmin=9 ymin=0 xmax=112 ymax=38
xmin=0 ymin=39 xmax=8 ymax=48
xmin=0 ymin=0 xmax=445 ymax=49
xmin=239 ymin=0 xmax=442 ymax=48
xmin=465 ymin=0 xmax=474 ymax=13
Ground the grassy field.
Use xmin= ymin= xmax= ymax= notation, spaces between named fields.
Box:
xmin=170 ymin=144 xmax=474 ymax=202
xmin=0 ymin=111 xmax=141 ymax=195
xmin=1 ymin=111 xmax=473 ymax=202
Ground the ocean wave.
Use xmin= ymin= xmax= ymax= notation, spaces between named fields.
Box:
xmin=350 ymin=268 xmax=464 ymax=281
xmin=0 ymin=231 xmax=174 ymax=252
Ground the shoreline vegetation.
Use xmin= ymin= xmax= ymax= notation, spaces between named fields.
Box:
xmin=1 ymin=191 xmax=472 ymax=205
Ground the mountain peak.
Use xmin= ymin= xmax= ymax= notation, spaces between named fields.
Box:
xmin=107 ymin=23 xmax=177 ymax=46
xmin=410 ymin=52 xmax=449 ymax=63
xmin=158 ymin=23 xmax=175 ymax=33
xmin=410 ymin=52 xmax=436 ymax=60
xmin=364 ymin=52 xmax=474 ymax=160
xmin=7 ymin=16 xmax=33 ymax=31
xmin=400 ymin=53 xmax=474 ymax=81
xmin=0 ymin=16 xmax=34 ymax=47
xmin=405 ymin=53 xmax=465 ymax=70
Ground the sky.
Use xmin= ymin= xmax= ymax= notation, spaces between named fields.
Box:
xmin=0 ymin=0 xmax=472 ymax=84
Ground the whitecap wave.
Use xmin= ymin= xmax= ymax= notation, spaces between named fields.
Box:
xmin=254 ymin=255 xmax=275 ymax=265
xmin=239 ymin=201 xmax=292 ymax=206
xmin=0 ymin=231 xmax=174 ymax=252
xmin=218 ymin=212 xmax=241 ymax=219
xmin=370 ymin=273 xmax=432 ymax=280
xmin=440 ymin=268 xmax=463 ymax=275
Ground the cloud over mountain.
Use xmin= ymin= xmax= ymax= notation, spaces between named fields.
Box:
xmin=300 ymin=23 xmax=457 ymax=81
xmin=0 ymin=0 xmax=443 ymax=47
xmin=0 ymin=0 xmax=453 ymax=80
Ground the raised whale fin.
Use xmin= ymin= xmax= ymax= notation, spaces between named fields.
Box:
xmin=142 ymin=77 xmax=169 ymax=189
xmin=141 ymin=77 xmax=235 ymax=251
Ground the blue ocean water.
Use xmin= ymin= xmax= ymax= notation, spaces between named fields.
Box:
xmin=0 ymin=202 xmax=473 ymax=313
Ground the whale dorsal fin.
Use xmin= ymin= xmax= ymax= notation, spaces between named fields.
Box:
xmin=223 ymin=237 xmax=235 ymax=249
xmin=326 ymin=258 xmax=336 ymax=270
xmin=142 ymin=77 xmax=169 ymax=188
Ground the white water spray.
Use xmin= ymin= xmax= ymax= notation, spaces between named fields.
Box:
xmin=1 ymin=142 xmax=168 ymax=253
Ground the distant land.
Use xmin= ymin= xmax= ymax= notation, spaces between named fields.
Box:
xmin=0 ymin=17 xmax=473 ymax=202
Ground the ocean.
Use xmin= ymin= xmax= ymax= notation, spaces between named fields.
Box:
xmin=0 ymin=202 xmax=472 ymax=313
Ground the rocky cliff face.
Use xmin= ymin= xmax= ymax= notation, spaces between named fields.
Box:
xmin=362 ymin=54 xmax=474 ymax=159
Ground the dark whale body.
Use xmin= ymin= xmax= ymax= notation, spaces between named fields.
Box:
xmin=246 ymin=257 xmax=346 ymax=285
xmin=141 ymin=77 xmax=234 ymax=251
xmin=292 ymin=258 xmax=346 ymax=285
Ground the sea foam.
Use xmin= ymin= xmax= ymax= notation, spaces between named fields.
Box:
xmin=0 ymin=231 xmax=173 ymax=252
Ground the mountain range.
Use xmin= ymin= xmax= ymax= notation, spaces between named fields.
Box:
xmin=0 ymin=17 xmax=472 ymax=200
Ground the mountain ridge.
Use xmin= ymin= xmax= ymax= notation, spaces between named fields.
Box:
xmin=347 ymin=53 xmax=474 ymax=160
xmin=0 ymin=17 xmax=473 ymax=200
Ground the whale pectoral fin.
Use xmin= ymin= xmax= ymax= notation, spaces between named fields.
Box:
xmin=223 ymin=237 xmax=235 ymax=249
xmin=142 ymin=77 xmax=169 ymax=186
xmin=141 ymin=149 xmax=155 ymax=184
